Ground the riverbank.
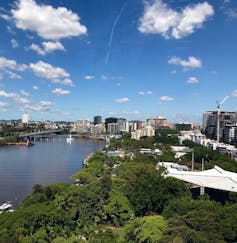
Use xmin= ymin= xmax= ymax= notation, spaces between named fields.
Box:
xmin=0 ymin=138 xmax=105 ymax=205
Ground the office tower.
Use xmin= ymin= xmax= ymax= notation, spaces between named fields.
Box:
xmin=94 ymin=116 xmax=102 ymax=125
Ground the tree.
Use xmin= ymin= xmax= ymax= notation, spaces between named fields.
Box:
xmin=125 ymin=216 xmax=167 ymax=242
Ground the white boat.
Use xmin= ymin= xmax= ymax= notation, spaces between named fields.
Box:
xmin=66 ymin=133 xmax=74 ymax=143
xmin=0 ymin=202 xmax=12 ymax=212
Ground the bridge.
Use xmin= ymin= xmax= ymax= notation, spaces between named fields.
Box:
xmin=20 ymin=129 xmax=63 ymax=138
xmin=164 ymin=165 xmax=237 ymax=193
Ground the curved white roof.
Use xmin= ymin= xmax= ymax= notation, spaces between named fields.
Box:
xmin=165 ymin=166 xmax=237 ymax=192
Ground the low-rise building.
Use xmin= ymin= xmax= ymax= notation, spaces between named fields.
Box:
xmin=131 ymin=126 xmax=155 ymax=140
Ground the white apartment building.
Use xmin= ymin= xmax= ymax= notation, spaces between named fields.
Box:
xmin=131 ymin=126 xmax=155 ymax=140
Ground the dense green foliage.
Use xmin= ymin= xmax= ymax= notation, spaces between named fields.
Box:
xmin=181 ymin=140 xmax=237 ymax=172
xmin=1 ymin=131 xmax=237 ymax=242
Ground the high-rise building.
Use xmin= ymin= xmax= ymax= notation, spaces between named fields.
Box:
xmin=117 ymin=118 xmax=129 ymax=133
xmin=94 ymin=116 xmax=102 ymax=125
xmin=105 ymin=117 xmax=118 ymax=131
xmin=107 ymin=123 xmax=118 ymax=134
xmin=22 ymin=114 xmax=29 ymax=124
xmin=203 ymin=111 xmax=237 ymax=142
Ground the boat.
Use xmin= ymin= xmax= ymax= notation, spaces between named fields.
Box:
xmin=0 ymin=202 xmax=13 ymax=213
xmin=66 ymin=133 xmax=74 ymax=143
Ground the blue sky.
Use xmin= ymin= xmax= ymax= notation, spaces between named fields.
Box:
xmin=0 ymin=0 xmax=237 ymax=123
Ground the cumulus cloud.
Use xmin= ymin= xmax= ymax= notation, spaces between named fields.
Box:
xmin=0 ymin=56 xmax=28 ymax=73
xmin=139 ymin=0 xmax=214 ymax=39
xmin=0 ymin=89 xmax=30 ymax=104
xmin=0 ymin=90 xmax=17 ymax=98
xmin=147 ymin=90 xmax=153 ymax=95
xmin=0 ymin=56 xmax=17 ymax=70
xmin=0 ymin=101 xmax=9 ymax=107
xmin=231 ymin=90 xmax=237 ymax=97
xmin=138 ymin=90 xmax=153 ymax=96
xmin=52 ymin=78 xmax=74 ymax=87
xmin=168 ymin=56 xmax=202 ymax=71
xmin=29 ymin=61 xmax=74 ymax=86
xmin=11 ymin=39 xmax=19 ymax=48
xmin=29 ymin=41 xmax=65 ymax=55
xmin=114 ymin=97 xmax=130 ymax=103
xmin=122 ymin=110 xmax=141 ymax=115
xmin=160 ymin=96 xmax=174 ymax=101
xmin=33 ymin=85 xmax=39 ymax=90
xmin=84 ymin=75 xmax=95 ymax=80
xmin=13 ymin=96 xmax=30 ymax=104
xmin=24 ymin=100 xmax=53 ymax=112
xmin=20 ymin=89 xmax=30 ymax=96
xmin=18 ymin=64 xmax=28 ymax=71
xmin=52 ymin=88 xmax=70 ymax=95
xmin=0 ymin=14 xmax=11 ymax=21
xmin=187 ymin=77 xmax=199 ymax=84
xmin=11 ymin=0 xmax=87 ymax=40
xmin=6 ymin=71 xmax=22 ymax=79
xmin=138 ymin=91 xmax=145 ymax=96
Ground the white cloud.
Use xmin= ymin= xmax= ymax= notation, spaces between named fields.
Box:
xmin=101 ymin=74 xmax=123 ymax=81
xmin=226 ymin=8 xmax=237 ymax=19
xmin=139 ymin=0 xmax=214 ymax=39
xmin=52 ymin=78 xmax=74 ymax=87
xmin=11 ymin=0 xmax=87 ymax=40
xmin=0 ymin=14 xmax=11 ymax=21
xmin=29 ymin=43 xmax=45 ymax=55
xmin=24 ymin=100 xmax=53 ymax=112
xmin=231 ymin=90 xmax=237 ymax=97
xmin=122 ymin=110 xmax=141 ymax=115
xmin=29 ymin=41 xmax=65 ymax=56
xmin=33 ymin=86 xmax=38 ymax=90
xmin=0 ymin=101 xmax=9 ymax=107
xmin=30 ymin=61 xmax=69 ymax=79
xmin=138 ymin=90 xmax=153 ymax=96
xmin=52 ymin=88 xmax=70 ymax=95
xmin=11 ymin=39 xmax=19 ymax=48
xmin=13 ymin=96 xmax=30 ymax=104
xmin=18 ymin=64 xmax=28 ymax=71
xmin=6 ymin=71 xmax=22 ymax=79
xmin=0 ymin=56 xmax=17 ymax=70
xmin=20 ymin=89 xmax=30 ymax=96
xmin=160 ymin=96 xmax=174 ymax=101
xmin=84 ymin=75 xmax=95 ymax=80
xmin=138 ymin=91 xmax=145 ymax=96
xmin=114 ymin=97 xmax=130 ymax=103
xmin=0 ymin=89 xmax=30 ymax=104
xmin=187 ymin=77 xmax=199 ymax=84
xmin=29 ymin=61 xmax=74 ymax=86
xmin=147 ymin=90 xmax=153 ymax=95
xmin=0 ymin=90 xmax=17 ymax=98
xmin=0 ymin=56 xmax=28 ymax=73
xmin=168 ymin=56 xmax=202 ymax=70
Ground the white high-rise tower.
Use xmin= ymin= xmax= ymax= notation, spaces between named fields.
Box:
xmin=22 ymin=114 xmax=29 ymax=124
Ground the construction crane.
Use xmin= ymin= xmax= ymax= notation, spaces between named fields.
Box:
xmin=216 ymin=95 xmax=229 ymax=143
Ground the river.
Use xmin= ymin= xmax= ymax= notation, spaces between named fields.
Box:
xmin=0 ymin=136 xmax=105 ymax=206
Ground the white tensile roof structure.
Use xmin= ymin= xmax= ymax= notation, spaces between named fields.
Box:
xmin=165 ymin=165 xmax=237 ymax=193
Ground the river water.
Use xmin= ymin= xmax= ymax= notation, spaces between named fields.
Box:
xmin=0 ymin=136 xmax=105 ymax=205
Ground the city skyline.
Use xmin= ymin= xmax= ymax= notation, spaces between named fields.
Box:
xmin=0 ymin=0 xmax=237 ymax=122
